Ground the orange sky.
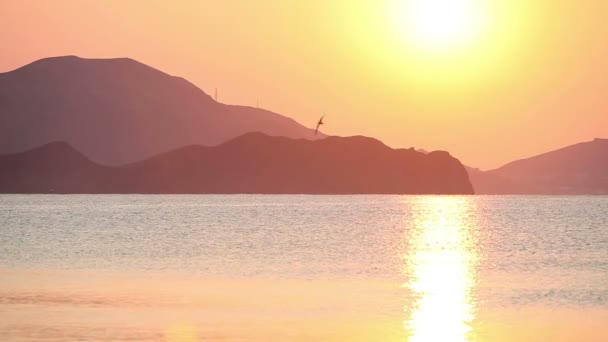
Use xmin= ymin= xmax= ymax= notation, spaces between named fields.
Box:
xmin=2 ymin=0 xmax=607 ymax=169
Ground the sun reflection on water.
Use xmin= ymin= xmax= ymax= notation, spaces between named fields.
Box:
xmin=165 ymin=322 xmax=198 ymax=342
xmin=404 ymin=196 xmax=479 ymax=342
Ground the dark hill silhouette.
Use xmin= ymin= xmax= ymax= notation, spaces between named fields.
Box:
xmin=0 ymin=133 xmax=473 ymax=194
xmin=0 ymin=142 xmax=112 ymax=193
xmin=0 ymin=56 xmax=322 ymax=165
xmin=469 ymin=138 xmax=608 ymax=194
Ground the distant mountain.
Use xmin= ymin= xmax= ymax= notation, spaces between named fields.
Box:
xmin=469 ymin=138 xmax=608 ymax=194
xmin=0 ymin=133 xmax=473 ymax=194
xmin=0 ymin=56 xmax=322 ymax=165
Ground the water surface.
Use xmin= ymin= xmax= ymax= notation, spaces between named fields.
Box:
xmin=1 ymin=195 xmax=607 ymax=341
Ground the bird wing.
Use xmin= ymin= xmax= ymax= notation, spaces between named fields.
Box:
xmin=315 ymin=115 xmax=325 ymax=136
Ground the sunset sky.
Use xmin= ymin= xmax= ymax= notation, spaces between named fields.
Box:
xmin=2 ymin=0 xmax=607 ymax=169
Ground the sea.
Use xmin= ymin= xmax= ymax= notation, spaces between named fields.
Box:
xmin=1 ymin=195 xmax=607 ymax=341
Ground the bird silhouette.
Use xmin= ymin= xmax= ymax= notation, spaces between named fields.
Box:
xmin=315 ymin=115 xmax=325 ymax=136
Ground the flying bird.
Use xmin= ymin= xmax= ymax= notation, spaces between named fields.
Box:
xmin=315 ymin=115 xmax=325 ymax=136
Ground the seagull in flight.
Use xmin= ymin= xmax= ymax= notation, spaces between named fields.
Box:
xmin=315 ymin=115 xmax=325 ymax=136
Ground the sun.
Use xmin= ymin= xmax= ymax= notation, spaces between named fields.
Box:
xmin=390 ymin=0 xmax=490 ymax=54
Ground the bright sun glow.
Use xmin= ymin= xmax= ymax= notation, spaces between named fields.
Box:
xmin=390 ymin=0 xmax=490 ymax=54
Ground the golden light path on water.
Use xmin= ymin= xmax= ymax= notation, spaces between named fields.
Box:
xmin=404 ymin=197 xmax=480 ymax=342
xmin=166 ymin=322 xmax=198 ymax=342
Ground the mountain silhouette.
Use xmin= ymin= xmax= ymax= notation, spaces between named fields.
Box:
xmin=0 ymin=56 xmax=322 ymax=165
xmin=0 ymin=133 xmax=473 ymax=194
xmin=469 ymin=138 xmax=608 ymax=194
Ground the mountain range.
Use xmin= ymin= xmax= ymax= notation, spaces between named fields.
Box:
xmin=1 ymin=56 xmax=607 ymax=194
xmin=0 ymin=133 xmax=473 ymax=194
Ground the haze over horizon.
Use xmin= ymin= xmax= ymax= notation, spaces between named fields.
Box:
xmin=2 ymin=0 xmax=608 ymax=169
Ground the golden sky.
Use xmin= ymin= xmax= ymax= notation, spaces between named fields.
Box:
xmin=2 ymin=0 xmax=607 ymax=169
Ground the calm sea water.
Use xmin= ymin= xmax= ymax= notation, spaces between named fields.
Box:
xmin=1 ymin=195 xmax=607 ymax=341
